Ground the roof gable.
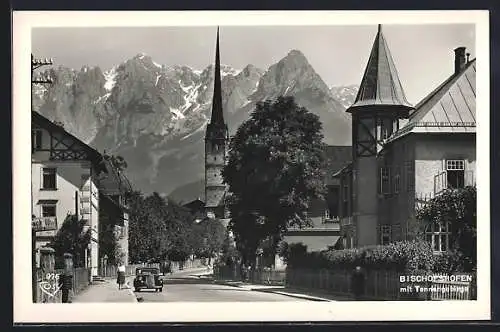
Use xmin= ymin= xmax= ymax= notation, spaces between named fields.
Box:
xmin=387 ymin=59 xmax=476 ymax=142
xmin=32 ymin=111 xmax=107 ymax=172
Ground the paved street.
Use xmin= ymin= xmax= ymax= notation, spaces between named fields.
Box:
xmin=134 ymin=268 xmax=310 ymax=302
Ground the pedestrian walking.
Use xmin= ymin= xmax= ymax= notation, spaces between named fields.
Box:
xmin=117 ymin=264 xmax=126 ymax=290
xmin=350 ymin=265 xmax=366 ymax=300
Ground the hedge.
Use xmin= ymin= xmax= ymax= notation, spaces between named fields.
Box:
xmin=286 ymin=240 xmax=465 ymax=273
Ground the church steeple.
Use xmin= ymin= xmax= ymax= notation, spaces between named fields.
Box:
xmin=204 ymin=27 xmax=229 ymax=217
xmin=210 ymin=26 xmax=224 ymax=126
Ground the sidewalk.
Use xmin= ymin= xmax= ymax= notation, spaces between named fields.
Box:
xmin=71 ymin=276 xmax=137 ymax=303
xmin=213 ymin=279 xmax=353 ymax=301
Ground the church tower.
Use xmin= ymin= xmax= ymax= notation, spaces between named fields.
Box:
xmin=347 ymin=25 xmax=414 ymax=246
xmin=205 ymin=27 xmax=229 ymax=220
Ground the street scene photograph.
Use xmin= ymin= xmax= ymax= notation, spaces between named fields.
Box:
xmin=13 ymin=10 xmax=490 ymax=322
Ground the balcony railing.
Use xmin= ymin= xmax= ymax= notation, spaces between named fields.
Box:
xmin=32 ymin=216 xmax=57 ymax=232
xmin=323 ymin=216 xmax=340 ymax=224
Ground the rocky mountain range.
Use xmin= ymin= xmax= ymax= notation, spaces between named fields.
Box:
xmin=32 ymin=50 xmax=357 ymax=203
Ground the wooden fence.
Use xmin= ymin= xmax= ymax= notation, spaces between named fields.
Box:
xmin=286 ymin=268 xmax=476 ymax=301
xmin=214 ymin=265 xmax=286 ymax=286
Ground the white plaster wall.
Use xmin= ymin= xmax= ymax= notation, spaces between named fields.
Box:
xmin=414 ymin=134 xmax=476 ymax=196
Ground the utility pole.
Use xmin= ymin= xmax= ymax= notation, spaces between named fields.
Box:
xmin=31 ymin=54 xmax=53 ymax=302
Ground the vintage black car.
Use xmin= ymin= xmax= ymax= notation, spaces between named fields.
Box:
xmin=133 ymin=267 xmax=163 ymax=292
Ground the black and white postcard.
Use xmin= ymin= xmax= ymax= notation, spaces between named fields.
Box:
xmin=13 ymin=10 xmax=490 ymax=322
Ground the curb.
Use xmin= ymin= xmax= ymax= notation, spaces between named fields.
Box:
xmin=251 ymin=288 xmax=331 ymax=302
xmin=213 ymin=280 xmax=336 ymax=301
xmin=125 ymin=277 xmax=138 ymax=302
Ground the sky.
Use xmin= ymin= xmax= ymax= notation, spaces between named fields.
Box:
xmin=32 ymin=24 xmax=475 ymax=105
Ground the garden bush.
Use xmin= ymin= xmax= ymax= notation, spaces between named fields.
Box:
xmin=287 ymin=240 xmax=465 ymax=273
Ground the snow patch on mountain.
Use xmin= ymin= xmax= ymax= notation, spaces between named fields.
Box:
xmin=221 ymin=64 xmax=241 ymax=77
xmin=104 ymin=68 xmax=117 ymax=91
xmin=181 ymin=84 xmax=201 ymax=113
xmin=170 ymin=107 xmax=185 ymax=120
xmin=330 ymin=84 xmax=359 ymax=109
xmin=94 ymin=92 xmax=111 ymax=104
xmin=181 ymin=120 xmax=208 ymax=141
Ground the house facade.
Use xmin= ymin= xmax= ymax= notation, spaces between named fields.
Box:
xmin=32 ymin=111 xmax=131 ymax=276
xmin=335 ymin=26 xmax=476 ymax=251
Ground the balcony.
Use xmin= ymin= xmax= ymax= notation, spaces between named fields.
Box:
xmin=32 ymin=216 xmax=57 ymax=232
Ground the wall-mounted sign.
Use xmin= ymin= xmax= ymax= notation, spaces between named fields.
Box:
xmin=32 ymin=217 xmax=58 ymax=232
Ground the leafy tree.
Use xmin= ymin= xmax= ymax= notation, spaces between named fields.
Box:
xmin=103 ymin=154 xmax=128 ymax=172
xmin=127 ymin=191 xmax=201 ymax=264
xmin=49 ymin=214 xmax=91 ymax=268
xmin=192 ymin=219 xmax=226 ymax=264
xmin=222 ymin=96 xmax=327 ymax=266
xmin=219 ymin=229 xmax=240 ymax=266
xmin=416 ymin=186 xmax=477 ymax=272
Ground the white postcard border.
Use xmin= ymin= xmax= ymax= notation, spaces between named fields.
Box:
xmin=13 ymin=10 xmax=490 ymax=322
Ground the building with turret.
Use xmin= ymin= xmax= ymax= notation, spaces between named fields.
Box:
xmin=334 ymin=25 xmax=476 ymax=251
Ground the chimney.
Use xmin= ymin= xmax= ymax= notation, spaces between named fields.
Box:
xmin=454 ymin=47 xmax=466 ymax=75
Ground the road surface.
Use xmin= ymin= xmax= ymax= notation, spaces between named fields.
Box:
xmin=134 ymin=269 xmax=309 ymax=302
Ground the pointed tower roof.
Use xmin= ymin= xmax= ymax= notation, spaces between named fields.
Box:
xmin=210 ymin=26 xmax=224 ymax=125
xmin=347 ymin=25 xmax=413 ymax=113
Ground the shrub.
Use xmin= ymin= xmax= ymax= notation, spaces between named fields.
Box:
xmin=287 ymin=240 xmax=452 ymax=273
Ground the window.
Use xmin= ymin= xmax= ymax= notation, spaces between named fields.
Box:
xmin=378 ymin=118 xmax=393 ymax=140
xmin=425 ymin=222 xmax=451 ymax=252
xmin=405 ymin=161 xmax=414 ymax=192
xmin=32 ymin=129 xmax=42 ymax=152
xmin=446 ymin=160 xmax=465 ymax=189
xmin=394 ymin=171 xmax=401 ymax=194
xmin=342 ymin=184 xmax=349 ymax=217
xmin=41 ymin=204 xmax=56 ymax=217
xmin=380 ymin=167 xmax=391 ymax=194
xmin=42 ymin=168 xmax=57 ymax=190
xmin=380 ymin=225 xmax=391 ymax=245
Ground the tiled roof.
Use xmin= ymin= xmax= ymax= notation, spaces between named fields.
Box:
xmin=347 ymin=25 xmax=413 ymax=112
xmin=183 ymin=198 xmax=206 ymax=211
xmin=323 ymin=145 xmax=352 ymax=183
xmin=387 ymin=59 xmax=476 ymax=142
